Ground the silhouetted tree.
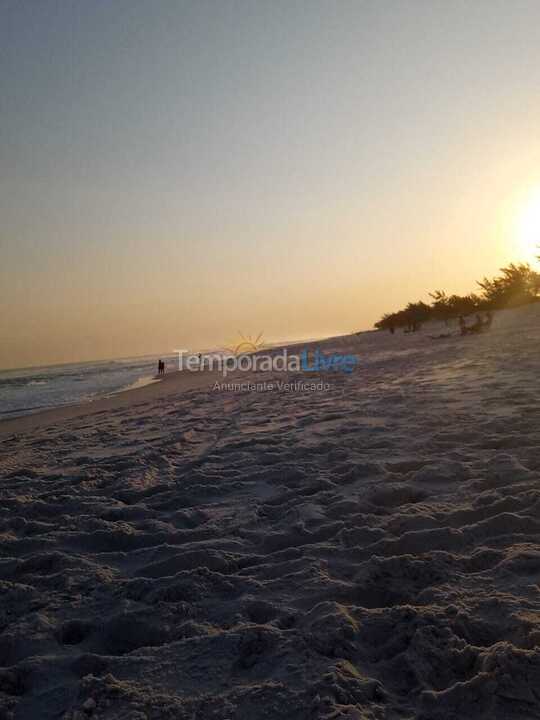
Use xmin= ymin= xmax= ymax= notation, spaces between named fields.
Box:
xmin=374 ymin=260 xmax=540 ymax=331
xmin=477 ymin=263 xmax=540 ymax=308
xmin=447 ymin=293 xmax=482 ymax=317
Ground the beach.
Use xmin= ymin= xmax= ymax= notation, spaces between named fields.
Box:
xmin=1 ymin=304 xmax=540 ymax=719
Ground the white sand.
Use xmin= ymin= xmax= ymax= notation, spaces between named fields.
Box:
xmin=1 ymin=304 xmax=540 ymax=719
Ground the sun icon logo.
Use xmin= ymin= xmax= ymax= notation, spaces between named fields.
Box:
xmin=225 ymin=331 xmax=265 ymax=356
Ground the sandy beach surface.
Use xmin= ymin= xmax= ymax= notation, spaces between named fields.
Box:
xmin=1 ymin=304 xmax=540 ymax=720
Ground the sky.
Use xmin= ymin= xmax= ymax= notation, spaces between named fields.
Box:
xmin=2 ymin=0 xmax=540 ymax=369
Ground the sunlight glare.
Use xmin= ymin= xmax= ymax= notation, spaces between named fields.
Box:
xmin=516 ymin=186 xmax=540 ymax=264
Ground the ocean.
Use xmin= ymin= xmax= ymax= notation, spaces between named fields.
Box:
xmin=0 ymin=354 xmax=177 ymax=419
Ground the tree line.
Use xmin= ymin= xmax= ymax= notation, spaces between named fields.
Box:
xmin=374 ymin=260 xmax=540 ymax=332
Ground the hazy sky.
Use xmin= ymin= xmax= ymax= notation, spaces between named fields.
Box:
xmin=2 ymin=0 xmax=540 ymax=368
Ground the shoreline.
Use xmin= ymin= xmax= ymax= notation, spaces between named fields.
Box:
xmin=1 ymin=305 xmax=533 ymax=438
xmin=0 ymin=366 xmax=225 ymax=437
xmin=0 ymin=335 xmax=343 ymax=437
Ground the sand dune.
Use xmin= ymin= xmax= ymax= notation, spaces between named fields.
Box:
xmin=1 ymin=305 xmax=540 ymax=719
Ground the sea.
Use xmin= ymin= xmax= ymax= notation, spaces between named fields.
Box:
xmin=0 ymin=354 xmax=178 ymax=420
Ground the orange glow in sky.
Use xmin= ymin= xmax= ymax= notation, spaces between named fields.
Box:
xmin=2 ymin=2 xmax=540 ymax=368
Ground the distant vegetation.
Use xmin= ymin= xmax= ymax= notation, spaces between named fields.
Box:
xmin=375 ymin=259 xmax=540 ymax=332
